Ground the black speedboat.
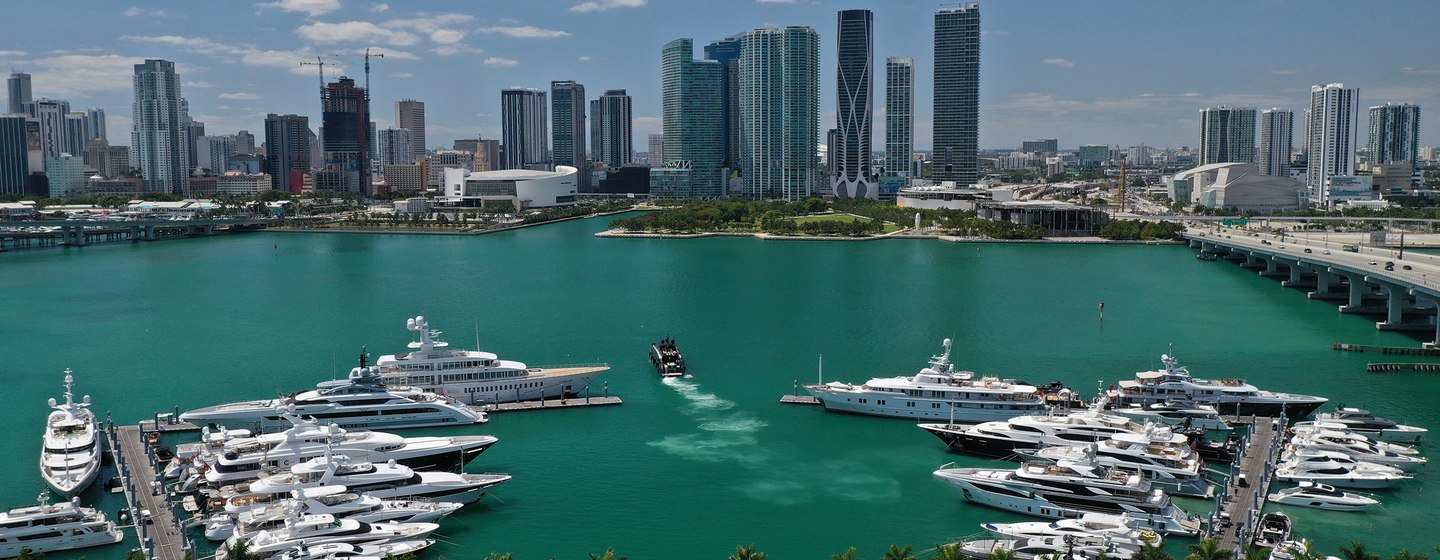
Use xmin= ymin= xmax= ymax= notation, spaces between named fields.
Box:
xmin=650 ymin=337 xmax=686 ymax=377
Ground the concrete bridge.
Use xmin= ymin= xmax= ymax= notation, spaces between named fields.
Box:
xmin=0 ymin=218 xmax=269 ymax=250
xmin=1185 ymin=227 xmax=1440 ymax=344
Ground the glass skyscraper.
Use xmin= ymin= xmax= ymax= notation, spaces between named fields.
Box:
xmin=739 ymin=26 xmax=818 ymax=200
xmin=550 ymin=80 xmax=587 ymax=171
xmin=885 ymin=57 xmax=914 ymax=179
xmin=834 ymin=9 xmax=874 ymax=199
xmin=654 ymin=38 xmax=723 ymax=199
xmin=131 ymin=59 xmax=190 ymax=195
xmin=703 ymin=35 xmax=743 ymax=170
xmin=1368 ymin=103 xmax=1421 ymax=179
xmin=1199 ymin=106 xmax=1257 ymax=165
xmin=933 ymin=3 xmax=980 ymax=186
xmin=1259 ymin=108 xmax=1292 ymax=177
xmin=501 ymin=88 xmax=548 ymax=171
xmin=1306 ymin=83 xmax=1358 ymax=201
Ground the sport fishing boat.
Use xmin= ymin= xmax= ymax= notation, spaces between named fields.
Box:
xmin=203 ymin=485 xmax=461 ymax=542
xmin=1019 ymin=429 xmax=1214 ymax=498
xmin=214 ymin=513 xmax=437 ymax=560
xmin=1105 ymin=354 xmax=1326 ymax=418
xmin=982 ymin=512 xmax=1163 ymax=549
xmin=933 ymin=458 xmax=1201 ymax=536
xmin=180 ymin=355 xmax=484 ymax=432
xmin=1273 ymin=449 xmax=1410 ymax=489
xmin=1267 ymin=481 xmax=1378 ymax=512
xmin=957 ymin=535 xmax=1139 ymax=560
xmin=1251 ymin=512 xmax=1291 ymax=549
xmin=650 ymin=337 xmax=686 ymax=377
xmin=40 ymin=370 xmax=101 ymax=497
xmin=919 ymin=397 xmax=1182 ymax=458
xmin=1111 ymin=401 xmax=1231 ymax=432
xmin=1311 ymin=406 xmax=1427 ymax=444
xmin=808 ymin=339 xmax=1062 ymax=421
xmin=0 ymin=494 xmax=122 ymax=557
xmin=373 ymin=316 xmax=609 ymax=405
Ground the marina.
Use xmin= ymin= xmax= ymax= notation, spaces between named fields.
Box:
xmin=1211 ymin=417 xmax=1284 ymax=554
xmin=107 ymin=421 xmax=193 ymax=560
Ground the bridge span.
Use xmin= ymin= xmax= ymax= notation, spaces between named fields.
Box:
xmin=1184 ymin=228 xmax=1440 ymax=345
xmin=0 ymin=218 xmax=269 ymax=250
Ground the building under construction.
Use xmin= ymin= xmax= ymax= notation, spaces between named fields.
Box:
xmin=317 ymin=77 xmax=371 ymax=196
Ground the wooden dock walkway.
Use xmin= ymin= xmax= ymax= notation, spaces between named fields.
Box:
xmin=1334 ymin=342 xmax=1440 ymax=356
xmin=779 ymin=395 xmax=821 ymax=405
xmin=1211 ymin=417 xmax=1285 ymax=554
xmin=105 ymin=419 xmax=192 ymax=560
xmin=476 ymin=395 xmax=622 ymax=413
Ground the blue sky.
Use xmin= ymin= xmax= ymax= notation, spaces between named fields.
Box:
xmin=4 ymin=0 xmax=1438 ymax=152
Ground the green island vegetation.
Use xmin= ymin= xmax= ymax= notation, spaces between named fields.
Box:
xmin=1097 ymin=219 xmax=1186 ymax=241
xmin=610 ymin=198 xmax=1048 ymax=239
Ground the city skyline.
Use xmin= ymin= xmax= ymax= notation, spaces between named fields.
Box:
xmin=2 ymin=1 xmax=1438 ymax=153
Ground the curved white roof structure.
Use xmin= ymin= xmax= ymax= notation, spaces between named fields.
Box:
xmin=1174 ymin=162 xmax=1306 ymax=211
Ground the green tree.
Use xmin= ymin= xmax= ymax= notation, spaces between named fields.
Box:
xmin=932 ymin=543 xmax=965 ymax=560
xmin=16 ymin=548 xmax=44 ymax=560
xmin=1185 ymin=538 xmax=1233 ymax=560
xmin=988 ymin=547 xmax=1018 ymax=560
xmin=1241 ymin=546 xmax=1271 ymax=560
xmin=729 ymin=544 xmax=768 ymax=560
xmin=1339 ymin=542 xmax=1380 ymax=560
xmin=882 ymin=545 xmax=916 ymax=560
xmin=1389 ymin=550 xmax=1429 ymax=560
xmin=225 ymin=540 xmax=260 ymax=560
xmin=483 ymin=554 xmax=515 ymax=560
xmin=832 ymin=547 xmax=862 ymax=560
xmin=1134 ymin=542 xmax=1176 ymax=560
xmin=588 ymin=548 xmax=627 ymax=560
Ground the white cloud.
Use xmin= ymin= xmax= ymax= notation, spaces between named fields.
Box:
xmin=375 ymin=48 xmax=420 ymax=60
xmin=184 ymin=81 xmax=217 ymax=88
xmin=484 ymin=56 xmax=518 ymax=67
xmin=577 ymin=56 xmax=592 ymax=61
xmin=257 ymin=0 xmax=340 ymax=17
xmin=1041 ymin=58 xmax=1074 ymax=68
xmin=369 ymin=2 xmax=389 ymax=12
xmin=122 ymin=6 xmax=168 ymax=17
xmin=570 ymin=0 xmax=645 ymax=12
xmin=242 ymin=49 xmax=347 ymax=76
xmin=431 ymin=45 xmax=483 ymax=56
xmin=218 ymin=92 xmax=262 ymax=100
xmin=429 ymin=29 xmax=466 ymax=44
xmin=0 ymin=50 xmax=26 ymax=57
xmin=295 ymin=21 xmax=420 ymax=45
xmin=27 ymin=54 xmax=148 ymax=97
xmin=1182 ymin=92 xmax=1201 ymax=97
xmin=121 ymin=35 xmax=250 ymax=56
xmin=389 ymin=72 xmax=413 ymax=78
xmin=477 ymin=25 xmax=571 ymax=39
xmin=498 ymin=17 xmax=520 ymax=24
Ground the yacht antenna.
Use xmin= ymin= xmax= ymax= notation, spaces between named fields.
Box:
xmin=475 ymin=317 xmax=481 ymax=351
xmin=818 ymin=354 xmax=823 ymax=385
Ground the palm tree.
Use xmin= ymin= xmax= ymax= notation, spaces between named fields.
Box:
xmin=989 ymin=547 xmax=1019 ymax=560
xmin=933 ymin=543 xmax=964 ymax=560
xmin=225 ymin=540 xmax=260 ymax=560
xmin=1185 ymin=538 xmax=1234 ymax=560
xmin=883 ymin=545 xmax=917 ymax=560
xmin=1339 ymin=542 xmax=1380 ymax=560
xmin=1241 ymin=545 xmax=1270 ymax=560
xmin=832 ymin=547 xmax=862 ymax=560
xmin=1389 ymin=549 xmax=1430 ymax=560
xmin=730 ymin=545 xmax=768 ymax=560
xmin=483 ymin=554 xmax=515 ymax=560
xmin=1135 ymin=542 xmax=1177 ymax=560
xmin=588 ymin=548 xmax=627 ymax=560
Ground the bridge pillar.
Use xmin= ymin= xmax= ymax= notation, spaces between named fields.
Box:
xmin=1287 ymin=263 xmax=1303 ymax=284
xmin=1414 ymin=294 xmax=1440 ymax=345
xmin=1242 ymin=254 xmax=1263 ymax=269
xmin=1313 ymin=269 xmax=1333 ymax=295
xmin=201 ymin=224 xmax=214 ymax=235
xmin=143 ymin=225 xmax=156 ymax=241
xmin=1379 ymin=283 xmax=1405 ymax=328
xmin=1339 ymin=272 xmax=1368 ymax=311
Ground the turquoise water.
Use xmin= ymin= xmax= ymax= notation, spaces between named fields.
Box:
xmin=2 ymin=216 xmax=1436 ymax=559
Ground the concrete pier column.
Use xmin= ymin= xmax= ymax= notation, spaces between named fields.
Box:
xmin=1415 ymin=294 xmax=1440 ymax=345
xmin=1314 ymin=269 xmax=1333 ymax=294
xmin=1380 ymin=284 xmax=1405 ymax=327
xmin=1264 ymin=259 xmax=1279 ymax=275
xmin=142 ymin=225 xmax=156 ymax=241
xmin=1244 ymin=254 xmax=1262 ymax=267
xmin=1288 ymin=263 xmax=1303 ymax=284
xmin=1342 ymin=273 xmax=1367 ymax=310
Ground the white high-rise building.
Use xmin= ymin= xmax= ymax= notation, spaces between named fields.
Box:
xmin=131 ymin=59 xmax=190 ymax=195
xmin=647 ymin=134 xmax=664 ymax=165
xmin=1199 ymin=106 xmax=1256 ymax=165
xmin=1259 ymin=108 xmax=1292 ymax=177
xmin=377 ymin=127 xmax=414 ymax=168
xmin=833 ymin=9 xmax=874 ymax=198
xmin=395 ymin=99 xmax=425 ymax=160
xmin=23 ymin=99 xmax=69 ymax=172
xmin=739 ymin=26 xmax=819 ymax=200
xmin=1306 ymin=83 xmax=1359 ymax=203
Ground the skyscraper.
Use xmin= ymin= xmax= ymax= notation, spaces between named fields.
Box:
xmin=6 ymin=72 xmax=31 ymax=115
xmin=703 ymin=35 xmax=743 ymax=169
xmin=395 ymin=99 xmax=425 ymax=160
xmin=500 ymin=88 xmax=548 ymax=170
xmin=1259 ymin=108 xmax=1293 ymax=177
xmin=24 ymin=99 xmax=69 ymax=171
xmin=131 ymin=60 xmax=190 ymax=194
xmin=0 ymin=114 xmax=29 ymax=195
xmin=550 ymin=80 xmax=587 ymax=175
xmin=885 ymin=57 xmax=913 ymax=179
xmin=588 ymin=99 xmax=602 ymax=167
xmin=1306 ymin=83 xmax=1359 ymax=200
xmin=739 ymin=26 xmax=819 ymax=200
xmin=1199 ymin=106 xmax=1256 ymax=165
xmin=377 ymin=127 xmax=413 ymax=168
xmin=1368 ymin=103 xmax=1420 ymax=177
xmin=647 ymin=134 xmax=664 ymax=165
xmin=185 ymin=116 xmax=205 ymax=175
xmin=320 ymin=76 xmax=371 ymax=195
xmin=85 ymin=108 xmax=106 ymax=141
xmin=64 ymin=113 xmax=89 ymax=159
xmin=595 ymin=89 xmax=633 ymax=168
xmin=833 ymin=9 xmax=875 ymax=198
xmin=934 ymin=3 xmax=980 ymax=186
xmin=653 ymin=38 xmax=723 ymax=199
xmin=263 ymin=113 xmax=310 ymax=194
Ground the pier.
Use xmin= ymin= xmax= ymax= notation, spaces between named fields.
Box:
xmin=779 ymin=395 xmax=821 ymax=405
xmin=104 ymin=417 xmax=193 ymax=560
xmin=1365 ymin=362 xmax=1440 ymax=373
xmin=1210 ymin=416 xmax=1286 ymax=554
xmin=478 ymin=395 xmax=622 ymax=412
xmin=0 ymin=218 xmax=268 ymax=251
xmin=1333 ymin=342 xmax=1440 ymax=356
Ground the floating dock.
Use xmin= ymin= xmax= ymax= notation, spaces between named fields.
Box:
xmin=104 ymin=418 xmax=192 ymax=560
xmin=477 ymin=395 xmax=622 ymax=412
xmin=1333 ymin=342 xmax=1440 ymax=356
xmin=1365 ymin=362 xmax=1440 ymax=373
xmin=1210 ymin=417 xmax=1285 ymax=554
xmin=779 ymin=395 xmax=821 ymax=405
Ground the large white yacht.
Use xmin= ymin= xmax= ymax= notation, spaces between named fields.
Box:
xmin=1273 ymin=449 xmax=1410 ymax=489
xmin=1111 ymin=401 xmax=1231 ymax=432
xmin=215 ymin=514 xmax=437 ymax=560
xmin=982 ymin=512 xmax=1163 ymax=549
xmin=957 ymin=535 xmax=1140 ymax=560
xmin=40 ymin=370 xmax=101 ymax=497
xmin=1311 ymin=407 xmax=1427 ymax=444
xmin=1106 ymin=354 xmax=1326 ymax=418
xmin=0 ymin=495 xmax=122 ymax=557
xmin=919 ymin=397 xmax=1182 ymax=458
xmin=1289 ymin=429 xmax=1426 ymax=471
xmin=269 ymin=540 xmax=436 ymax=560
xmin=184 ymin=415 xmax=496 ymax=486
xmin=373 ymin=316 xmax=609 ymax=405
xmin=805 ymin=339 xmax=1077 ymax=421
xmin=180 ymin=359 xmax=483 ymax=432
xmin=222 ymin=455 xmax=509 ymax=508
xmin=1020 ymin=428 xmax=1214 ymax=498
xmin=933 ymin=458 xmax=1201 ymax=536
xmin=203 ymin=485 xmax=461 ymax=542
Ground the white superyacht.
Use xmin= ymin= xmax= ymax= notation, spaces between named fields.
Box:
xmin=40 ymin=371 xmax=101 ymax=497
xmin=0 ymin=495 xmax=122 ymax=557
xmin=373 ymin=316 xmax=610 ymax=405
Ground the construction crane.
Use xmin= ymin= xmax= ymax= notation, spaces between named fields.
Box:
xmin=329 ymin=48 xmax=384 ymax=101
xmin=1115 ymin=145 xmax=1128 ymax=213
xmin=299 ymin=56 xmax=330 ymax=94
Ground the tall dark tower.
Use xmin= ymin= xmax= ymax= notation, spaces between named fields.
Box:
xmin=834 ymin=9 xmax=874 ymax=198
xmin=933 ymin=3 xmax=980 ymax=186
xmin=321 ymin=77 xmax=371 ymax=195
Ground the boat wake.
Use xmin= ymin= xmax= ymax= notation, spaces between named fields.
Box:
xmin=647 ymin=378 xmax=768 ymax=463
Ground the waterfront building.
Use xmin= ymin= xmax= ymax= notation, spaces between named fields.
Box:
xmin=1259 ymin=108 xmax=1293 ymax=177
xmin=974 ymin=200 xmax=1107 ymax=236
xmin=216 ymin=171 xmax=272 ymax=196
xmin=647 ymin=134 xmax=664 ymax=166
xmin=377 ymin=127 xmax=414 ymax=168
xmin=443 ymin=166 xmax=579 ymax=208
xmin=24 ymin=99 xmax=69 ymax=172
xmin=7 ymin=72 xmax=31 ymax=115
xmin=0 ymin=114 xmax=28 ymax=195
xmin=427 ymin=149 xmax=478 ymax=188
xmin=1199 ymin=106 xmax=1256 ymax=165
xmin=263 ymin=114 xmax=311 ymax=195
xmin=739 ymin=26 xmax=819 ymax=200
xmin=1368 ymin=103 xmax=1420 ymax=184
xmin=654 ymin=38 xmax=723 ymax=199
xmin=896 ymin=184 xmax=988 ymax=210
xmin=704 ymin=35 xmax=743 ymax=169
xmin=1021 ymin=139 xmax=1058 ymax=155
xmin=595 ymin=89 xmax=632 ymax=168
xmin=321 ymin=76 xmax=371 ymax=196
xmin=833 ymin=9 xmax=875 ymax=199
xmin=395 ymin=99 xmax=426 ymax=160
xmin=551 ymin=80 xmax=587 ymax=174
xmin=933 ymin=3 xmax=980 ymax=186
xmin=501 ymin=88 xmax=548 ymax=170
xmin=1077 ymin=144 xmax=1109 ymax=167
xmin=131 ymin=59 xmax=190 ymax=195
xmin=1173 ymin=162 xmax=1306 ymax=211
xmin=383 ymin=163 xmax=426 ymax=193
xmin=1307 ymin=83 xmax=1359 ymax=203
xmin=46 ymin=153 xmax=86 ymax=197
xmin=885 ymin=57 xmax=913 ymax=180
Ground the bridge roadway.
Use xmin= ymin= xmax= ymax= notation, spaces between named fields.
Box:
xmin=1 ymin=218 xmax=268 ymax=248
xmin=1185 ymin=226 xmax=1440 ymax=343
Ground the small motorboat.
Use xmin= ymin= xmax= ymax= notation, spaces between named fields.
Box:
xmin=1269 ymin=539 xmax=1311 ymax=560
xmin=650 ymin=337 xmax=686 ymax=377
xmin=1251 ymin=512 xmax=1291 ymax=549
xmin=1273 ymin=449 xmax=1410 ymax=489
xmin=1196 ymin=252 xmax=1218 ymax=261
xmin=982 ymin=512 xmax=1163 ymax=549
xmin=1314 ymin=406 xmax=1426 ymax=444
xmin=1268 ymin=481 xmax=1377 ymax=512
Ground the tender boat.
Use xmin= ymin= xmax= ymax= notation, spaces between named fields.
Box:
xmin=1106 ymin=354 xmax=1326 ymax=417
xmin=933 ymin=458 xmax=1201 ymax=536
xmin=1112 ymin=401 xmax=1231 ymax=432
xmin=957 ymin=535 xmax=1138 ymax=560
xmin=269 ymin=540 xmax=435 ymax=560
xmin=920 ymin=397 xmax=1181 ymax=458
xmin=982 ymin=512 xmax=1163 ymax=549
xmin=1274 ymin=449 xmax=1410 ymax=489
xmin=373 ymin=316 xmax=609 ymax=405
xmin=807 ymin=339 xmax=1065 ymax=421
xmin=1267 ymin=481 xmax=1378 ymax=511
xmin=181 ymin=353 xmax=484 ymax=432
xmin=0 ymin=494 xmax=122 ymax=558
xmin=650 ymin=337 xmax=686 ymax=377
xmin=1269 ymin=539 xmax=1311 ymax=560
xmin=1251 ymin=511 xmax=1291 ymax=549
xmin=40 ymin=370 xmax=101 ymax=497
xmin=1312 ymin=406 xmax=1427 ymax=444
xmin=215 ymin=514 xmax=437 ymax=560
xmin=203 ymin=485 xmax=462 ymax=542
xmin=1019 ymin=428 xmax=1214 ymax=498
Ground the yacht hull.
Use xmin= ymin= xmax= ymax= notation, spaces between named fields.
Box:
xmin=918 ymin=424 xmax=1030 ymax=458
xmin=40 ymin=457 xmax=101 ymax=497
xmin=940 ymin=477 xmax=1197 ymax=536
xmin=808 ymin=390 xmax=1045 ymax=422
xmin=1272 ymin=474 xmax=1403 ymax=490
xmin=0 ymin=528 xmax=122 ymax=558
